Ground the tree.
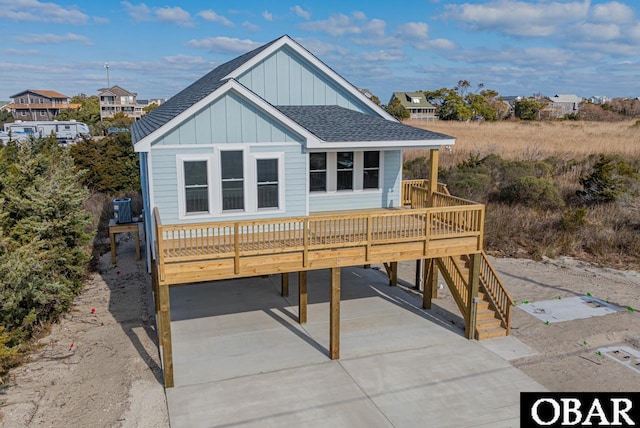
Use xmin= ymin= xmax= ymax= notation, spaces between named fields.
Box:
xmin=424 ymin=82 xmax=500 ymax=121
xmin=0 ymin=138 xmax=92 ymax=343
xmin=514 ymin=98 xmax=546 ymax=120
xmin=55 ymin=94 xmax=100 ymax=125
xmin=384 ymin=96 xmax=410 ymax=120
xmin=70 ymin=131 xmax=140 ymax=193
xmin=0 ymin=109 xmax=13 ymax=127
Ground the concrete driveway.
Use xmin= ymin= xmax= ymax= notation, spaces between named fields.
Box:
xmin=165 ymin=266 xmax=544 ymax=427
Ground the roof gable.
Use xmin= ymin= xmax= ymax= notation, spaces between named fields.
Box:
xmin=132 ymin=35 xmax=398 ymax=147
xmin=10 ymin=89 xmax=69 ymax=99
xmin=133 ymin=80 xmax=320 ymax=151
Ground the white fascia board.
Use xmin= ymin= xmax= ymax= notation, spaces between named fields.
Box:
xmin=134 ymin=79 xmax=320 ymax=152
xmin=305 ymin=138 xmax=456 ymax=151
xmin=224 ymin=35 xmax=399 ymax=123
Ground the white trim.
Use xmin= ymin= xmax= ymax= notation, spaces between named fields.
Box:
xmin=225 ymin=35 xmax=398 ymax=122
xmin=151 ymin=141 xmax=301 ymax=150
xmin=176 ymin=154 xmax=215 ymax=220
xmin=305 ymin=139 xmax=456 ymax=151
xmin=217 ymin=147 xmax=248 ymax=214
xmin=134 ymin=80 xmax=320 ymax=152
xmin=310 ymin=150 xmax=385 ymax=193
xmin=251 ymin=152 xmax=286 ymax=214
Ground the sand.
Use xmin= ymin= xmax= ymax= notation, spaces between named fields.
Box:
xmin=1 ymin=237 xmax=638 ymax=426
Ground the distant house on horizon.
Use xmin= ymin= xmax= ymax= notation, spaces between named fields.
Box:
xmin=5 ymin=89 xmax=79 ymax=121
xmin=98 ymin=85 xmax=142 ymax=120
xmin=547 ymin=94 xmax=582 ymax=118
xmin=389 ymin=92 xmax=437 ymax=121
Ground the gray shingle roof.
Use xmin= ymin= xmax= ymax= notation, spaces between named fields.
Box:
xmin=131 ymin=37 xmax=281 ymax=143
xmin=276 ymin=105 xmax=453 ymax=142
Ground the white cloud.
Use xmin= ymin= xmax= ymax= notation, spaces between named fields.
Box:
xmin=122 ymin=2 xmax=193 ymax=27
xmin=299 ymin=12 xmax=386 ymax=37
xmin=15 ymin=32 xmax=92 ymax=45
xmin=396 ymin=22 xmax=429 ymax=40
xmin=590 ymin=1 xmax=635 ymax=24
xmin=443 ymin=0 xmax=590 ymax=37
xmin=156 ymin=6 xmax=192 ymax=27
xmin=121 ymin=1 xmax=153 ymax=22
xmin=198 ymin=10 xmax=234 ymax=27
xmin=574 ymin=23 xmax=622 ymax=42
xmin=186 ymin=36 xmax=262 ymax=54
xmin=242 ymin=21 xmax=260 ymax=32
xmin=0 ymin=0 xmax=89 ymax=24
xmin=2 ymin=48 xmax=39 ymax=56
xmin=263 ymin=10 xmax=273 ymax=21
xmin=361 ymin=49 xmax=407 ymax=63
xmin=291 ymin=5 xmax=311 ymax=20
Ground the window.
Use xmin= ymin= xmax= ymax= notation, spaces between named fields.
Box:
xmin=336 ymin=152 xmax=353 ymax=190
xmin=221 ymin=151 xmax=244 ymax=211
xmin=184 ymin=160 xmax=209 ymax=214
xmin=363 ymin=151 xmax=380 ymax=189
xmin=40 ymin=110 xmax=46 ymax=116
xmin=309 ymin=153 xmax=326 ymax=192
xmin=257 ymin=159 xmax=279 ymax=209
xmin=20 ymin=111 xmax=26 ymax=117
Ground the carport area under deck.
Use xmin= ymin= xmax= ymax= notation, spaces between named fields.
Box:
xmin=165 ymin=266 xmax=544 ymax=427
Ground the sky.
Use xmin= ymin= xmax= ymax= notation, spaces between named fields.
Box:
xmin=1 ymin=0 xmax=639 ymax=102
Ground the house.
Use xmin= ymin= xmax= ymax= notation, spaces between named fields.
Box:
xmin=389 ymin=91 xmax=437 ymax=121
xmin=548 ymin=94 xmax=582 ymax=118
xmin=5 ymin=89 xmax=79 ymax=121
xmin=98 ymin=85 xmax=141 ymax=120
xmin=131 ymin=35 xmax=512 ymax=387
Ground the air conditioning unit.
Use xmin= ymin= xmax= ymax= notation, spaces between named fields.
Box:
xmin=113 ymin=198 xmax=132 ymax=223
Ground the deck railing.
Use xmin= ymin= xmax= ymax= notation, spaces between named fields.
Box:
xmin=479 ymin=251 xmax=513 ymax=334
xmin=401 ymin=179 xmax=449 ymax=205
xmin=155 ymin=205 xmax=484 ymax=266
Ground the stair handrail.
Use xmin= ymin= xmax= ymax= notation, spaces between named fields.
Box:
xmin=478 ymin=251 xmax=513 ymax=334
xmin=435 ymin=256 xmax=469 ymax=319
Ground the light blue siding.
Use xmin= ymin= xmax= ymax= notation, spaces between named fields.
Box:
xmin=152 ymin=91 xmax=304 ymax=146
xmin=309 ymin=150 xmax=403 ymax=212
xmin=238 ymin=46 xmax=376 ymax=115
xmin=149 ymin=144 xmax=306 ymax=225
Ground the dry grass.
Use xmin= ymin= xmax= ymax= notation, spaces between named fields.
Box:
xmin=406 ymin=120 xmax=640 ymax=168
xmin=402 ymin=119 xmax=640 ymax=269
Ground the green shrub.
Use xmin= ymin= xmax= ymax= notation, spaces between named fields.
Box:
xmin=71 ymin=132 xmax=140 ymax=194
xmin=559 ymin=207 xmax=587 ymax=232
xmin=577 ymin=155 xmax=639 ymax=204
xmin=440 ymin=169 xmax=493 ymax=202
xmin=498 ymin=176 xmax=565 ymax=209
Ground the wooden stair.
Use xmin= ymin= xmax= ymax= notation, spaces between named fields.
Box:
xmin=437 ymin=254 xmax=510 ymax=340
xmin=475 ymin=290 xmax=508 ymax=339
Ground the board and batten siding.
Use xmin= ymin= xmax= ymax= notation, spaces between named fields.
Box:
xmin=309 ymin=150 xmax=403 ymax=212
xmin=151 ymin=91 xmax=304 ymax=147
xmin=238 ymin=46 xmax=375 ymax=115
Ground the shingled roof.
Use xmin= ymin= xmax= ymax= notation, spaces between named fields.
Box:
xmin=131 ymin=37 xmax=279 ymax=143
xmin=277 ymin=105 xmax=452 ymax=142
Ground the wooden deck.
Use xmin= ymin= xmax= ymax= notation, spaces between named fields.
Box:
xmin=150 ymin=179 xmax=513 ymax=388
xmin=154 ymin=193 xmax=485 ymax=286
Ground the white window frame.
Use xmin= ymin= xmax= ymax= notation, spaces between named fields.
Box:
xmin=176 ymin=154 xmax=215 ymax=220
xmin=252 ymin=152 xmax=285 ymax=213
xmin=218 ymin=148 xmax=247 ymax=214
xmin=310 ymin=151 xmax=384 ymax=194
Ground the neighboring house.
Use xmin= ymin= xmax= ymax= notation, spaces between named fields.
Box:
xmin=5 ymin=89 xmax=79 ymax=121
xmin=98 ymin=85 xmax=140 ymax=120
xmin=389 ymin=92 xmax=437 ymax=121
xmin=132 ymin=35 xmax=511 ymax=387
xmin=547 ymin=94 xmax=582 ymax=118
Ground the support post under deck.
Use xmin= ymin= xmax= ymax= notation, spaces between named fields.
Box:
xmin=158 ymin=280 xmax=174 ymax=387
xmin=281 ymin=273 xmax=289 ymax=297
xmin=298 ymin=271 xmax=307 ymax=324
xmin=330 ymin=267 xmax=340 ymax=360
xmin=465 ymin=253 xmax=481 ymax=340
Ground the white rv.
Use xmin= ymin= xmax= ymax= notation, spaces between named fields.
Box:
xmin=1 ymin=120 xmax=91 ymax=145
